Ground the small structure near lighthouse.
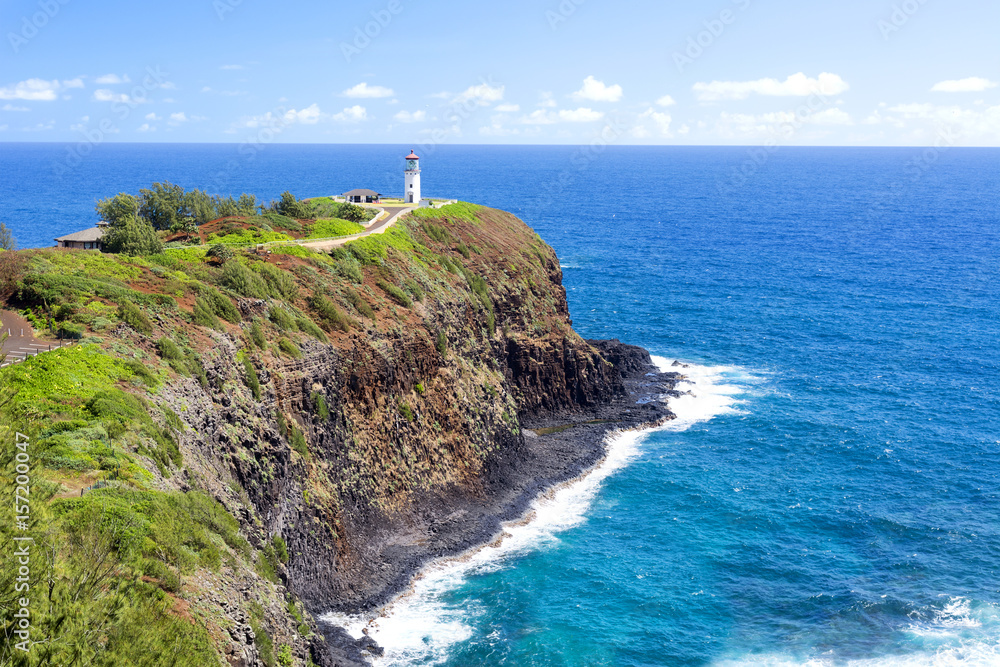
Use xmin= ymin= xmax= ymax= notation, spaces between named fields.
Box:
xmin=404 ymin=150 xmax=421 ymax=204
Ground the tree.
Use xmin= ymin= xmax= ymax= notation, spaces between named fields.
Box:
xmin=139 ymin=181 xmax=187 ymax=230
xmin=0 ymin=222 xmax=16 ymax=250
xmin=96 ymin=193 xmax=141 ymax=226
xmin=102 ymin=214 xmax=164 ymax=256
xmin=183 ymin=188 xmax=217 ymax=225
xmin=272 ymin=191 xmax=310 ymax=219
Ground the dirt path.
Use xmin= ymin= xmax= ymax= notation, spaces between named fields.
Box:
xmin=0 ymin=310 xmax=73 ymax=368
xmin=299 ymin=205 xmax=412 ymax=252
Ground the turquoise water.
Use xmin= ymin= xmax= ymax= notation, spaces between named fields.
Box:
xmin=2 ymin=143 xmax=998 ymax=665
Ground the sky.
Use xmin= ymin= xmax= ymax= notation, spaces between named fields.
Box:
xmin=1 ymin=0 xmax=998 ymax=146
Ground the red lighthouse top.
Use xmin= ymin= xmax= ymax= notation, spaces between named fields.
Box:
xmin=405 ymin=150 xmax=419 ymax=160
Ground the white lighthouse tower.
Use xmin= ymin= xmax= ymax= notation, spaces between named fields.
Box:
xmin=404 ymin=150 xmax=421 ymax=204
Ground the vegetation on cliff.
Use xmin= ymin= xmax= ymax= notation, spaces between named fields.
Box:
xmin=0 ymin=198 xmax=615 ymax=665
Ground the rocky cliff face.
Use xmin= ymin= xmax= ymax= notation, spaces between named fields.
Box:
xmin=126 ymin=205 xmax=654 ymax=664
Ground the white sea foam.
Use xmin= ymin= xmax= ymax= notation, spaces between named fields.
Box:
xmin=323 ymin=356 xmax=756 ymax=665
xmin=712 ymin=597 xmax=1000 ymax=667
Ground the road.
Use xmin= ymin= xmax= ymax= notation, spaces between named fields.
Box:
xmin=299 ymin=205 xmax=412 ymax=252
xmin=0 ymin=310 xmax=72 ymax=368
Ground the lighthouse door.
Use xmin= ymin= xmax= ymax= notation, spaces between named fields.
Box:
xmin=408 ymin=193 xmax=414 ymax=203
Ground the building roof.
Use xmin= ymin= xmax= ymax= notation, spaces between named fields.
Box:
xmin=55 ymin=227 xmax=105 ymax=243
xmin=343 ymin=189 xmax=382 ymax=198
xmin=405 ymin=151 xmax=419 ymax=160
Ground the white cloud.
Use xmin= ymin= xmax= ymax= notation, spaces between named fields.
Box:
xmin=343 ymin=83 xmax=394 ymax=98
xmin=558 ymin=107 xmax=605 ymax=122
xmin=656 ymin=95 xmax=677 ymax=107
xmin=453 ymin=83 xmax=505 ymax=106
xmin=2 ymin=104 xmax=29 ymax=112
xmin=639 ymin=107 xmax=673 ymax=135
xmin=169 ymin=112 xmax=188 ymax=123
xmin=96 ymin=74 xmax=130 ymax=85
xmin=809 ymin=108 xmax=853 ymax=125
xmin=520 ymin=109 xmax=558 ymax=125
xmin=931 ymin=77 xmax=998 ymax=93
xmin=693 ymin=72 xmax=850 ymax=102
xmin=0 ymin=125 xmax=7 ymax=131
xmin=24 ymin=121 xmax=55 ymax=131
xmin=283 ymin=104 xmax=323 ymax=124
xmin=201 ymin=86 xmax=213 ymax=93
xmin=394 ymin=110 xmax=426 ymax=123
xmin=572 ymin=76 xmax=623 ymax=103
xmin=538 ymin=92 xmax=557 ymax=108
xmin=332 ymin=105 xmax=367 ymax=122
xmin=145 ymin=112 xmax=161 ymax=121
xmin=494 ymin=103 xmax=520 ymax=113
xmin=137 ymin=123 xmax=155 ymax=132
xmin=0 ymin=78 xmax=82 ymax=101
xmin=93 ymin=89 xmax=131 ymax=103
xmin=221 ymin=64 xmax=244 ymax=70
xmin=159 ymin=82 xmax=177 ymax=90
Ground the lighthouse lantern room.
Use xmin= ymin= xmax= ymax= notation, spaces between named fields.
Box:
xmin=404 ymin=150 xmax=421 ymax=204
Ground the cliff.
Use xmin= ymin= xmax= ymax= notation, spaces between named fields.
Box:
xmin=0 ymin=203 xmax=677 ymax=666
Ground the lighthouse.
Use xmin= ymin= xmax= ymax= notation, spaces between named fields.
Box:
xmin=404 ymin=150 xmax=421 ymax=204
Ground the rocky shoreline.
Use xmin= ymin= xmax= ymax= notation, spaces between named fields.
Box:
xmin=321 ymin=339 xmax=685 ymax=666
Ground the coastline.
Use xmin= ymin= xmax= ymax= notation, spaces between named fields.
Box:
xmin=319 ymin=340 xmax=685 ymax=665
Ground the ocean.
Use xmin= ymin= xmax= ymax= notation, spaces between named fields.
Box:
xmin=2 ymin=143 xmax=998 ymax=665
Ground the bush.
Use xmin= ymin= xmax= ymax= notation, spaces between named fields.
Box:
xmin=221 ymin=260 xmax=269 ymax=299
xmin=269 ymin=307 xmax=297 ymax=332
xmin=312 ymin=391 xmax=329 ymax=421
xmin=156 ymin=337 xmax=183 ymax=360
xmin=206 ymin=243 xmax=234 ymax=263
xmin=272 ymin=191 xmax=311 ymax=219
xmin=118 ymin=300 xmax=153 ymax=335
xmin=398 ymin=402 xmax=415 ymax=422
xmin=198 ymin=285 xmax=241 ymax=323
xmin=308 ymin=218 xmax=365 ymax=239
xmin=102 ymin=214 xmax=164 ymax=256
xmin=242 ymin=355 xmax=262 ymax=400
xmin=272 ymin=535 xmax=289 ymax=564
xmin=436 ymin=330 xmax=448 ymax=357
xmin=295 ymin=316 xmax=328 ymax=343
xmin=249 ymin=319 xmax=266 ymax=349
xmin=289 ymin=426 xmax=308 ymax=456
xmin=344 ymin=288 xmax=375 ymax=319
xmin=278 ymin=338 xmax=301 ymax=359
xmin=255 ymin=262 xmax=299 ymax=300
xmin=376 ymin=280 xmax=412 ymax=308
xmin=308 ymin=295 xmax=354 ymax=332
xmin=192 ymin=297 xmax=220 ymax=329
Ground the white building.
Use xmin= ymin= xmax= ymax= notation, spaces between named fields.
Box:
xmin=404 ymin=150 xmax=421 ymax=204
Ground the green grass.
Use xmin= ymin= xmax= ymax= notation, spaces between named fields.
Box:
xmin=377 ymin=280 xmax=412 ymax=308
xmin=343 ymin=226 xmax=419 ymax=265
xmin=207 ymin=228 xmax=292 ymax=246
xmin=409 ymin=201 xmax=483 ymax=225
xmin=307 ymin=218 xmax=365 ymax=239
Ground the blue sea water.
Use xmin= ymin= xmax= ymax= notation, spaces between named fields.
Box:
xmin=2 ymin=143 xmax=998 ymax=665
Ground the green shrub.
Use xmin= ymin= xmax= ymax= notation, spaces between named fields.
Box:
xmin=456 ymin=241 xmax=471 ymax=259
xmin=221 ymin=260 xmax=269 ymax=299
xmin=242 ymin=355 xmax=261 ymax=400
xmin=308 ymin=218 xmax=365 ymax=239
xmin=272 ymin=535 xmax=289 ymax=564
xmin=289 ymin=426 xmax=308 ymax=456
xmin=255 ymin=262 xmax=299 ymax=300
xmin=415 ymin=383 xmax=425 ymax=395
xmin=308 ymin=295 xmax=354 ymax=332
xmin=404 ymin=279 xmax=424 ymax=303
xmin=206 ymin=243 xmax=234 ymax=263
xmin=123 ymin=360 xmax=158 ymax=387
xmin=278 ymin=338 xmax=301 ymax=359
xmin=156 ymin=336 xmax=183 ymax=360
xmin=117 ymin=300 xmax=153 ymax=334
xmin=333 ymin=257 xmax=363 ymax=283
xmin=344 ymin=288 xmax=375 ymax=319
xmin=269 ymin=306 xmax=298 ymax=332
xmin=398 ymin=402 xmax=415 ymax=422
xmin=198 ymin=285 xmax=241 ymax=323
xmin=249 ymin=319 xmax=266 ymax=349
xmin=376 ymin=280 xmax=412 ymax=308
xmin=295 ymin=316 xmax=328 ymax=343
xmin=192 ymin=296 xmax=220 ymax=329
xmin=312 ymin=391 xmax=329 ymax=421
xmin=436 ymin=330 xmax=448 ymax=357
xmin=278 ymin=645 xmax=293 ymax=667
